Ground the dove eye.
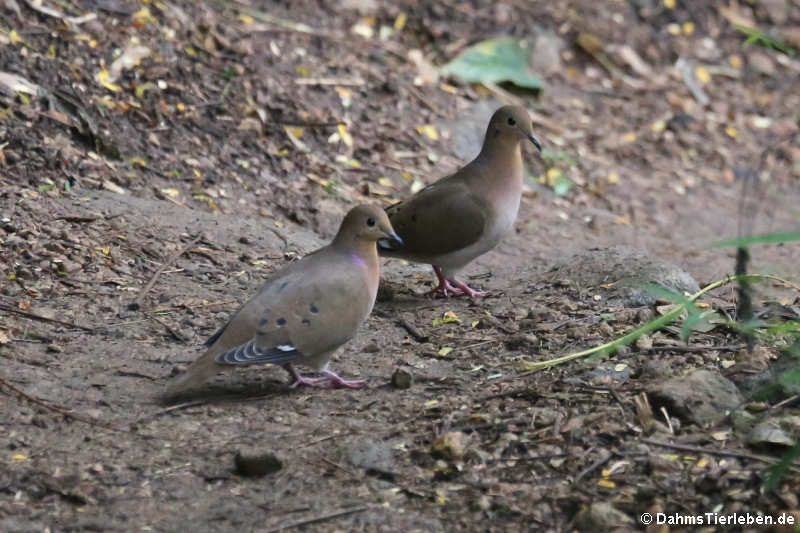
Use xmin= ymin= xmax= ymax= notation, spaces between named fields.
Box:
xmin=507 ymin=117 xmax=516 ymax=126
xmin=366 ymin=217 xmax=376 ymax=227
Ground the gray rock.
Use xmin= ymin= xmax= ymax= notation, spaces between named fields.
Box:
xmin=573 ymin=502 xmax=634 ymax=531
xmin=649 ymin=369 xmax=744 ymax=427
xmin=549 ymin=246 xmax=700 ymax=307
xmin=749 ymin=415 xmax=800 ymax=447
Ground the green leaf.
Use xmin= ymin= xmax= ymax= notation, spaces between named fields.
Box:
xmin=441 ymin=38 xmax=544 ymax=90
xmin=779 ymin=367 xmax=800 ymax=395
xmin=708 ymin=231 xmax=800 ymax=248
xmin=764 ymin=441 xmax=800 ymax=492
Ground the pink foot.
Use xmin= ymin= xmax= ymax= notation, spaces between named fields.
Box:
xmin=285 ymin=365 xmax=365 ymax=389
xmin=425 ymin=266 xmax=488 ymax=298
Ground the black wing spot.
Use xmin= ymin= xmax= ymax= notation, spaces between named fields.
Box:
xmin=259 ymin=318 xmax=269 ymax=326
xmin=277 ymin=317 xmax=287 ymax=326
xmin=302 ymin=318 xmax=311 ymax=325
xmin=310 ymin=304 xmax=319 ymax=313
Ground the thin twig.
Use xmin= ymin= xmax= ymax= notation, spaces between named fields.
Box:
xmin=135 ymin=236 xmax=202 ymax=308
xmin=642 ymin=438 xmax=800 ymax=469
xmin=148 ymin=314 xmax=190 ymax=344
xmin=574 ymin=448 xmax=610 ymax=483
xmin=397 ymin=316 xmax=428 ymax=342
xmin=0 ymin=302 xmax=95 ymax=333
xmin=0 ymin=376 xmax=132 ymax=435
xmin=261 ymin=506 xmax=371 ymax=533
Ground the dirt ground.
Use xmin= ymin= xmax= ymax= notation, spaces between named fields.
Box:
xmin=2 ymin=0 xmax=800 ymax=531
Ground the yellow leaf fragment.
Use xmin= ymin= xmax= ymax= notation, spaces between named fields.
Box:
xmin=238 ymin=14 xmax=254 ymax=25
xmin=607 ymin=171 xmax=620 ymax=184
xmin=622 ymin=132 xmax=637 ymax=143
xmin=438 ymin=347 xmax=453 ymax=357
xmin=415 ymin=124 xmax=439 ymax=141
xmin=695 ymin=66 xmax=710 ymax=84
xmin=683 ymin=22 xmax=695 ymax=35
xmin=10 ymin=29 xmax=22 ymax=44
xmin=424 ymin=399 xmax=439 ymax=408
xmin=95 ymin=69 xmax=122 ymax=92
xmin=729 ymin=55 xmax=742 ymax=69
xmin=663 ymin=0 xmax=675 ymax=8
xmin=12 ymin=454 xmax=29 ymax=461
xmin=597 ymin=479 xmax=616 ymax=488
xmin=393 ymin=13 xmax=407 ymax=31
xmin=160 ymin=188 xmax=180 ymax=197
xmin=285 ymin=126 xmax=304 ymax=138
xmin=439 ymin=82 xmax=458 ymax=94
xmin=667 ymin=23 xmax=681 ymax=35
xmin=337 ymin=123 xmax=353 ymax=147
xmin=614 ymin=215 xmax=631 ymax=225
xmin=133 ymin=8 xmax=157 ymax=26
xmin=725 ymin=126 xmax=738 ymax=138
xmin=129 ymin=157 xmax=146 ymax=167
xmin=295 ymin=64 xmax=310 ymax=77
xmin=651 ymin=120 xmax=666 ymax=132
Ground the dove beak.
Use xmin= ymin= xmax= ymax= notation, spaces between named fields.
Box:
xmin=528 ymin=134 xmax=542 ymax=152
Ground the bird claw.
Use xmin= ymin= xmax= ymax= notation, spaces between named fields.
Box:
xmin=426 ymin=278 xmax=487 ymax=298
xmin=288 ymin=369 xmax=365 ymax=389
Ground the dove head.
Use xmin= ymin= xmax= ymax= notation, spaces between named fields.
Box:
xmin=334 ymin=204 xmax=402 ymax=249
xmin=485 ymin=105 xmax=542 ymax=152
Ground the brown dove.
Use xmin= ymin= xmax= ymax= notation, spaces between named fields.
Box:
xmin=166 ymin=204 xmax=402 ymax=395
xmin=378 ymin=105 xmax=542 ymax=297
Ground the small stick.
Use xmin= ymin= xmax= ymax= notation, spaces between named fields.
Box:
xmin=135 ymin=236 xmax=201 ymax=308
xmin=0 ymin=376 xmax=130 ymax=434
xmin=294 ymin=77 xmax=365 ymax=86
xmin=397 ymin=316 xmax=428 ymax=342
xmin=573 ymin=448 xmax=610 ymax=483
xmin=261 ymin=506 xmax=371 ymax=533
xmin=148 ymin=314 xmax=190 ymax=344
xmin=0 ymin=302 xmax=95 ymax=333
xmin=641 ymin=438 xmax=800 ymax=468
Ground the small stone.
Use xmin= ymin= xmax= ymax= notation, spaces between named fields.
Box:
xmin=391 ymin=367 xmax=412 ymax=389
xmin=376 ymin=280 xmax=394 ymax=302
xmin=649 ymin=369 xmax=744 ymax=427
xmin=362 ymin=342 xmax=380 ymax=353
xmin=635 ymin=334 xmax=653 ymax=351
xmin=504 ymin=333 xmax=539 ymax=350
xmin=46 ymin=344 xmax=63 ymax=353
xmin=234 ymin=449 xmax=283 ymax=477
xmin=573 ymin=502 xmax=634 ymax=531
xmin=431 ymin=431 xmax=468 ymax=460
xmin=472 ymin=494 xmax=491 ymax=512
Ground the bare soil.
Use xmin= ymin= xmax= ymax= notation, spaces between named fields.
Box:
xmin=2 ymin=1 xmax=800 ymax=532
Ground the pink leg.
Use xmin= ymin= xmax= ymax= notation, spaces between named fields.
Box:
xmin=425 ymin=266 xmax=487 ymax=298
xmin=284 ymin=364 xmax=366 ymax=389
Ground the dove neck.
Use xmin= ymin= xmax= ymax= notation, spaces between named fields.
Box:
xmin=332 ymin=235 xmax=379 ymax=265
xmin=475 ymin=137 xmax=523 ymax=185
